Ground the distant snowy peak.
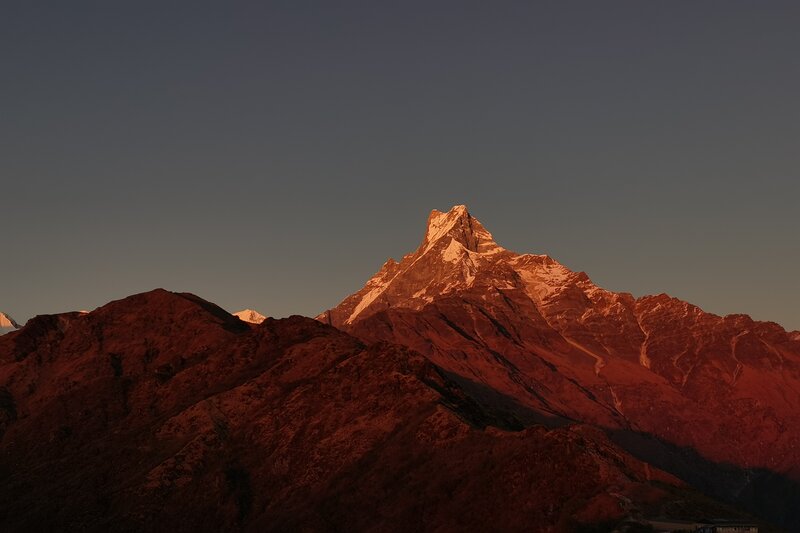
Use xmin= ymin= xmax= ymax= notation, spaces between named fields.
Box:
xmin=0 ymin=312 xmax=21 ymax=331
xmin=233 ymin=309 xmax=267 ymax=324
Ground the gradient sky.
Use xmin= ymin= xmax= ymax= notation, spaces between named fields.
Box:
xmin=2 ymin=1 xmax=798 ymax=330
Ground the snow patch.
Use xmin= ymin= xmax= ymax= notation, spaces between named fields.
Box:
xmin=0 ymin=312 xmax=20 ymax=329
xmin=346 ymin=286 xmax=385 ymax=324
xmin=442 ymin=238 xmax=465 ymax=263
xmin=515 ymin=259 xmax=573 ymax=302
xmin=635 ymin=314 xmax=653 ymax=370
xmin=423 ymin=206 xmax=467 ymax=253
xmin=234 ymin=309 xmax=267 ymax=324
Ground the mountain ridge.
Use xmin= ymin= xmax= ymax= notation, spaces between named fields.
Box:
xmin=0 ymin=288 xmax=755 ymax=531
xmin=321 ymin=205 xmax=792 ymax=335
xmin=323 ymin=204 xmax=800 ymax=528
xmin=0 ymin=205 xmax=793 ymax=529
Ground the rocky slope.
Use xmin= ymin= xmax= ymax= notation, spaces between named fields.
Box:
xmin=321 ymin=205 xmax=800 ymax=528
xmin=0 ymin=289 xmax=754 ymax=532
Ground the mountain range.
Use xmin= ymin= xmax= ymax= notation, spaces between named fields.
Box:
xmin=322 ymin=206 xmax=800 ymax=525
xmin=1 ymin=205 xmax=797 ymax=531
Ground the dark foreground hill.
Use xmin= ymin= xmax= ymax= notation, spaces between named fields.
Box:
xmin=0 ymin=289 xmax=755 ymax=532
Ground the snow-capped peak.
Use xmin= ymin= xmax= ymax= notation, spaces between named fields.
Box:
xmin=318 ymin=205 xmax=518 ymax=327
xmin=422 ymin=205 xmax=501 ymax=254
xmin=0 ymin=312 xmax=21 ymax=330
xmin=233 ymin=309 xmax=267 ymax=324
xmin=320 ymin=204 xmax=602 ymax=329
xmin=424 ymin=205 xmax=468 ymax=246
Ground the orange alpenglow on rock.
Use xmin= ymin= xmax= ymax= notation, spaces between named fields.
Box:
xmin=233 ymin=309 xmax=267 ymax=324
xmin=1 ymin=207 xmax=796 ymax=530
xmin=321 ymin=204 xmax=800 ymax=525
xmin=0 ymin=312 xmax=20 ymax=333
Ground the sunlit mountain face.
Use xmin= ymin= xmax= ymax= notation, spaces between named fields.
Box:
xmin=1 ymin=207 xmax=797 ymax=531
xmin=323 ymin=205 xmax=800 ymax=529
xmin=0 ymin=312 xmax=20 ymax=335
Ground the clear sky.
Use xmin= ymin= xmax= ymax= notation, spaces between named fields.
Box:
xmin=2 ymin=1 xmax=798 ymax=330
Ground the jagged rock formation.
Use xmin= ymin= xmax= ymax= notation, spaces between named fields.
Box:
xmin=321 ymin=205 xmax=800 ymax=528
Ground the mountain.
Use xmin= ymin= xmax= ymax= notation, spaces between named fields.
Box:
xmin=321 ymin=204 xmax=800 ymax=528
xmin=233 ymin=308 xmax=267 ymax=324
xmin=0 ymin=312 xmax=21 ymax=335
xmin=0 ymin=289 xmax=752 ymax=532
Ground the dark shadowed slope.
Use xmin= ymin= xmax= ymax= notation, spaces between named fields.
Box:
xmin=0 ymin=289 xmax=754 ymax=532
xmin=321 ymin=205 xmax=800 ymax=528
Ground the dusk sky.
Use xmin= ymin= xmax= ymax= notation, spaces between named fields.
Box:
xmin=2 ymin=1 xmax=798 ymax=330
